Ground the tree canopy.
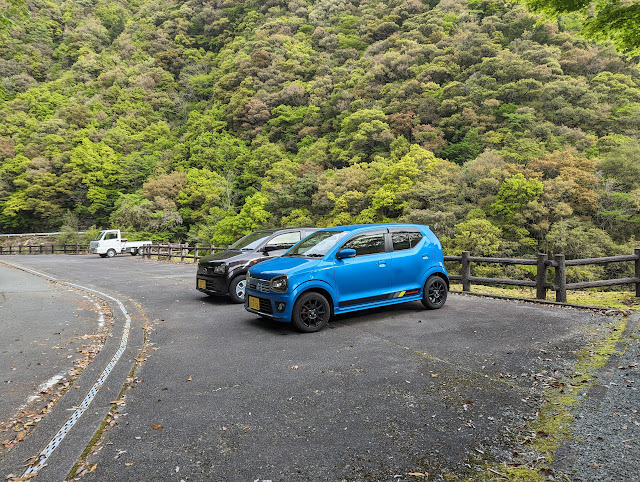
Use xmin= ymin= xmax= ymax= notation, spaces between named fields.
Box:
xmin=0 ymin=0 xmax=639 ymax=264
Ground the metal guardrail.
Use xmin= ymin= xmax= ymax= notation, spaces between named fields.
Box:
xmin=0 ymin=232 xmax=85 ymax=237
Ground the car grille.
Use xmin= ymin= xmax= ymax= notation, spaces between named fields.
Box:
xmin=248 ymin=277 xmax=271 ymax=293
xmin=258 ymin=298 xmax=273 ymax=314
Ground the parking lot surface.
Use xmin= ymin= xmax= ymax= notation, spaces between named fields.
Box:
xmin=0 ymin=255 xmax=636 ymax=480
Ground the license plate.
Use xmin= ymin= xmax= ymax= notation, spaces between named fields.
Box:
xmin=248 ymin=296 xmax=260 ymax=310
xmin=197 ymin=279 xmax=206 ymax=289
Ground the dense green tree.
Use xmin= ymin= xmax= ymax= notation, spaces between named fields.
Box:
xmin=521 ymin=0 xmax=640 ymax=55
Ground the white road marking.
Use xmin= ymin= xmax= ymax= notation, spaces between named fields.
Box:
xmin=0 ymin=261 xmax=133 ymax=478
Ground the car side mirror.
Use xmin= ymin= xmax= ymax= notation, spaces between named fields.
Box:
xmin=336 ymin=248 xmax=356 ymax=260
xmin=263 ymin=245 xmax=278 ymax=254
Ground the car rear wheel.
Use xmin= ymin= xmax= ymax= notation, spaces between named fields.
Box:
xmin=421 ymin=275 xmax=447 ymax=310
xmin=228 ymin=275 xmax=246 ymax=304
xmin=130 ymin=248 xmax=138 ymax=256
xmin=292 ymin=292 xmax=330 ymax=333
xmin=106 ymin=248 xmax=116 ymax=258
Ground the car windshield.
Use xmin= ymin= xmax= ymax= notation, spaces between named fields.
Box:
xmin=93 ymin=231 xmax=106 ymax=241
xmin=228 ymin=230 xmax=274 ymax=250
xmin=285 ymin=230 xmax=347 ymax=257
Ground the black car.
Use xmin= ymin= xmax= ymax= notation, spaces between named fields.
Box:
xmin=196 ymin=228 xmax=317 ymax=303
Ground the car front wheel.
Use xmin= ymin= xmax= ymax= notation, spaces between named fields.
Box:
xmin=106 ymin=248 xmax=116 ymax=258
xmin=228 ymin=275 xmax=246 ymax=304
xmin=421 ymin=275 xmax=448 ymax=310
xmin=292 ymin=292 xmax=330 ymax=333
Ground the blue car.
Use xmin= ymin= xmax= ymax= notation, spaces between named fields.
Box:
xmin=244 ymin=224 xmax=449 ymax=332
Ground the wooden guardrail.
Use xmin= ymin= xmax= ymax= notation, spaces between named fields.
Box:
xmin=0 ymin=244 xmax=89 ymax=255
xmin=445 ymin=249 xmax=640 ymax=302
xmin=138 ymin=243 xmax=226 ymax=262
xmin=2 ymin=242 xmax=638 ymax=303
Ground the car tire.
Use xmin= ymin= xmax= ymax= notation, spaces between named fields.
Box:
xmin=228 ymin=275 xmax=246 ymax=304
xmin=292 ymin=292 xmax=330 ymax=333
xmin=130 ymin=248 xmax=138 ymax=256
xmin=106 ymin=248 xmax=116 ymax=258
xmin=421 ymin=275 xmax=447 ymax=310
xmin=99 ymin=253 xmax=108 ymax=258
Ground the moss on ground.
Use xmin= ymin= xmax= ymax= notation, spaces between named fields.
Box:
xmin=462 ymin=313 xmax=630 ymax=480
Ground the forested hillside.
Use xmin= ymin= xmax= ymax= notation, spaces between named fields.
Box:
xmin=1 ymin=0 xmax=639 ymax=262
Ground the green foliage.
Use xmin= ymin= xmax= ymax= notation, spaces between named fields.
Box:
xmin=521 ymin=0 xmax=640 ymax=55
xmin=1 ymin=0 xmax=28 ymax=27
xmin=0 ymin=0 xmax=638 ymax=263
xmin=211 ymin=192 xmax=272 ymax=246
xmin=56 ymin=210 xmax=81 ymax=244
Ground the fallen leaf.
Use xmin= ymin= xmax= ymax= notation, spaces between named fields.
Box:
xmin=151 ymin=424 xmax=163 ymax=430
xmin=187 ymin=375 xmax=192 ymax=381
xmin=290 ymin=365 xmax=299 ymax=370
xmin=125 ymin=462 xmax=134 ymax=466
xmin=407 ymin=472 xmax=427 ymax=477
xmin=430 ymin=373 xmax=438 ymax=378
xmin=110 ymin=400 xmax=125 ymax=405
xmin=89 ymin=464 xmax=97 ymax=472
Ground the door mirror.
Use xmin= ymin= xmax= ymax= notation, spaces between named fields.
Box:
xmin=263 ymin=245 xmax=279 ymax=254
xmin=336 ymin=248 xmax=356 ymax=260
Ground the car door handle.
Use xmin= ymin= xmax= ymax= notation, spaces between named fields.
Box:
xmin=378 ymin=261 xmax=386 ymax=267
xmin=422 ymin=254 xmax=429 ymax=259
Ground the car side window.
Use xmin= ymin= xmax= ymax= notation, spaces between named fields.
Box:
xmin=342 ymin=233 xmax=386 ymax=256
xmin=391 ymin=231 xmax=423 ymax=251
xmin=267 ymin=232 xmax=301 ymax=249
xmin=105 ymin=232 xmax=118 ymax=240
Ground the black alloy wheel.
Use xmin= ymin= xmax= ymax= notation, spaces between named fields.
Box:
xmin=292 ymin=292 xmax=330 ymax=333
xmin=421 ymin=275 xmax=448 ymax=310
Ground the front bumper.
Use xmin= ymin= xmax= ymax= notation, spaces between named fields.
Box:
xmin=244 ymin=288 xmax=292 ymax=321
xmin=196 ymin=275 xmax=229 ymax=296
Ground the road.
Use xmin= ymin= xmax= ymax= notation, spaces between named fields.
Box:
xmin=0 ymin=255 xmax=637 ymax=481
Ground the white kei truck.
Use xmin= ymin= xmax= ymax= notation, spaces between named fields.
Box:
xmin=89 ymin=229 xmax=152 ymax=258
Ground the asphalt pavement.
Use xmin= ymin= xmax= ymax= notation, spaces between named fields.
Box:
xmin=0 ymin=255 xmax=638 ymax=481
xmin=0 ymin=263 xmax=109 ymax=447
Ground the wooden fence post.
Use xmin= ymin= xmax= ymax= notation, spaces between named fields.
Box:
xmin=194 ymin=246 xmax=199 ymax=262
xmin=554 ymin=254 xmax=567 ymax=303
xmin=536 ymin=253 xmax=548 ymax=300
xmin=181 ymin=243 xmax=187 ymax=263
xmin=635 ymin=248 xmax=640 ymax=298
xmin=461 ymin=251 xmax=471 ymax=292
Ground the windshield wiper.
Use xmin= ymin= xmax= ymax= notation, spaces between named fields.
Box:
xmin=305 ymin=253 xmax=325 ymax=257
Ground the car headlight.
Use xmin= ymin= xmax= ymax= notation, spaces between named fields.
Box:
xmin=270 ymin=275 xmax=288 ymax=293
xmin=213 ymin=264 xmax=226 ymax=275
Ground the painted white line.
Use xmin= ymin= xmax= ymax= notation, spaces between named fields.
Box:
xmin=0 ymin=261 xmax=133 ymax=478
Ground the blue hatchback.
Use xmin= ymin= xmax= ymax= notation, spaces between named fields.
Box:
xmin=244 ymin=224 xmax=449 ymax=332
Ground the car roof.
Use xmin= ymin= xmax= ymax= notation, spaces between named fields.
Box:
xmin=319 ymin=223 xmax=427 ymax=233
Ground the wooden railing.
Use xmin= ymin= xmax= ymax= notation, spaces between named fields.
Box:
xmin=138 ymin=243 xmax=226 ymax=262
xmin=2 ymin=242 xmax=638 ymax=303
xmin=445 ymin=249 xmax=640 ymax=302
xmin=0 ymin=244 xmax=89 ymax=255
